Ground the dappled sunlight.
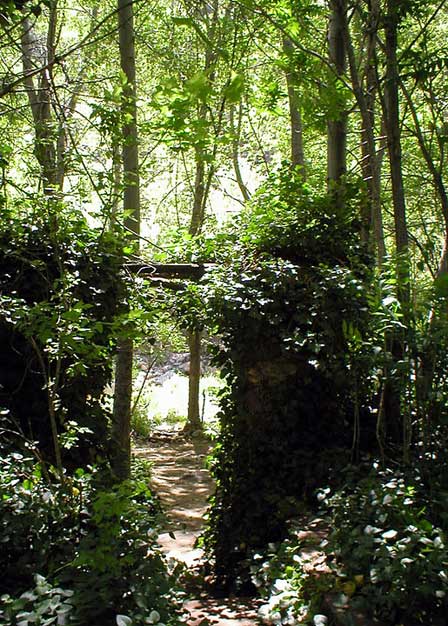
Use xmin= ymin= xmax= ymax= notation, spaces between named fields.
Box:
xmin=183 ymin=597 xmax=262 ymax=626
xmin=134 ymin=435 xmax=213 ymax=533
xmin=133 ymin=372 xmax=223 ymax=433
xmin=136 ymin=435 xmax=262 ymax=624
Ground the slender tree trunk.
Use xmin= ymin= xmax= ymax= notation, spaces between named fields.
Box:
xmin=184 ymin=144 xmax=207 ymax=434
xmin=21 ymin=4 xmax=95 ymax=194
xmin=55 ymin=7 xmax=99 ymax=189
xmin=184 ymin=0 xmax=219 ymax=434
xmin=383 ymin=0 xmax=409 ymax=303
xmin=19 ymin=5 xmax=99 ymax=471
xmin=341 ymin=1 xmax=385 ymax=260
xmin=400 ymin=76 xmax=448 ymax=439
xmin=112 ymin=0 xmax=140 ymax=480
xmin=230 ymin=104 xmax=251 ymax=202
xmin=118 ymin=0 xmax=140 ymax=238
xmin=186 ymin=329 xmax=202 ymax=432
xmin=400 ymin=81 xmax=448 ymax=279
xmin=112 ymin=337 xmax=133 ymax=479
xmin=21 ymin=14 xmax=57 ymax=191
xmin=381 ymin=0 xmax=411 ymax=458
xmin=109 ymin=141 xmax=122 ymax=228
xmin=437 ymin=237 xmax=448 ymax=278
xmin=327 ymin=0 xmax=347 ymax=186
xmin=283 ymin=37 xmax=306 ymax=175
xmin=364 ymin=0 xmax=386 ymax=261
xmin=189 ymin=146 xmax=206 ymax=235
xmin=183 ymin=145 xmax=206 ymax=434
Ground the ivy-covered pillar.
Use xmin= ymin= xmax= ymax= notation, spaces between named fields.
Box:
xmin=202 ymin=168 xmax=375 ymax=589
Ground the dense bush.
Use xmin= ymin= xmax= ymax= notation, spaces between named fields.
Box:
xmin=0 ymin=201 xmax=126 ymax=467
xmin=0 ymin=451 xmax=183 ymax=626
xmin=246 ymin=462 xmax=448 ymax=625
xmin=250 ymin=527 xmax=332 ymax=625
xmin=200 ymin=169 xmax=376 ymax=588
xmin=320 ymin=465 xmax=448 ymax=625
xmin=0 ymin=199 xmax=184 ymax=625
xmin=0 ymin=451 xmax=90 ymax=595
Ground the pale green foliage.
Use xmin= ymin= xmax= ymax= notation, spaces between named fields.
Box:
xmin=320 ymin=467 xmax=448 ymax=624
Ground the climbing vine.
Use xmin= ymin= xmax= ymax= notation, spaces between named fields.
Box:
xmin=200 ymin=168 xmax=376 ymax=588
xmin=0 ymin=200 xmax=127 ymax=469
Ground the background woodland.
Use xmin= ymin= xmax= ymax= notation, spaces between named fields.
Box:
xmin=1 ymin=1 xmax=448 ymax=625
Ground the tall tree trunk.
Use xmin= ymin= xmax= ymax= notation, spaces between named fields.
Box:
xmin=186 ymin=328 xmax=202 ymax=432
xmin=283 ymin=37 xmax=306 ymax=175
xmin=400 ymin=76 xmax=448 ymax=441
xmin=184 ymin=0 xmax=219 ymax=434
xmin=21 ymin=14 xmax=57 ymax=192
xmin=112 ymin=337 xmax=133 ymax=478
xmin=109 ymin=141 xmax=122 ymax=228
xmin=383 ymin=0 xmax=409 ymax=303
xmin=230 ymin=103 xmax=251 ymax=202
xmin=118 ymin=0 xmax=140 ymax=239
xmin=400 ymin=81 xmax=448 ymax=279
xmin=381 ymin=0 xmax=411 ymax=458
xmin=21 ymin=5 xmax=97 ymax=194
xmin=55 ymin=6 xmax=99 ymax=189
xmin=366 ymin=0 xmax=386 ymax=263
xmin=341 ymin=1 xmax=385 ymax=260
xmin=112 ymin=0 xmax=140 ymax=480
xmin=189 ymin=146 xmax=206 ymax=236
xmin=184 ymin=144 xmax=207 ymax=434
xmin=327 ymin=0 xmax=347 ymax=186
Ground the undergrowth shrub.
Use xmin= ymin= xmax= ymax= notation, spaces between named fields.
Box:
xmin=0 ymin=575 xmax=76 ymax=626
xmin=320 ymin=465 xmax=448 ymax=625
xmin=0 ymin=201 xmax=126 ymax=468
xmin=250 ymin=526 xmax=333 ymax=626
xmin=0 ymin=451 xmax=183 ymax=626
xmin=0 ymin=451 xmax=91 ymax=594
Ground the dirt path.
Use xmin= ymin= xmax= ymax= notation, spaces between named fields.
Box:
xmin=135 ymin=433 xmax=261 ymax=626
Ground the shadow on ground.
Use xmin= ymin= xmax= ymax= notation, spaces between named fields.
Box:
xmin=134 ymin=433 xmax=262 ymax=625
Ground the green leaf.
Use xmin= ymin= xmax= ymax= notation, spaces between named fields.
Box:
xmin=434 ymin=273 xmax=448 ymax=298
xmin=382 ymin=529 xmax=398 ymax=540
xmin=224 ymin=72 xmax=245 ymax=103
xmin=116 ymin=616 xmax=133 ymax=626
xmin=185 ymin=72 xmax=212 ymax=101
xmin=172 ymin=16 xmax=228 ymax=61
xmin=382 ymin=295 xmax=398 ymax=307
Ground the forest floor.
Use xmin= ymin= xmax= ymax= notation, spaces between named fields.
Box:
xmin=135 ymin=432 xmax=262 ymax=625
xmin=135 ymin=432 xmax=378 ymax=626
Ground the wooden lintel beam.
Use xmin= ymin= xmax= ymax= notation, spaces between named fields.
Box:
xmin=125 ymin=262 xmax=211 ymax=280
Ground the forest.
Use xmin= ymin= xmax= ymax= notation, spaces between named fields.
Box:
xmin=1 ymin=0 xmax=448 ymax=624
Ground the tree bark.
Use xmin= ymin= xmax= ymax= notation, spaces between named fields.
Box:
xmin=112 ymin=0 xmax=141 ymax=480
xmin=381 ymin=0 xmax=411 ymax=458
xmin=383 ymin=0 xmax=409 ymax=304
xmin=367 ymin=0 xmax=387 ymax=263
xmin=112 ymin=337 xmax=133 ymax=479
xmin=21 ymin=5 xmax=98 ymax=193
xmin=327 ymin=0 xmax=347 ymax=186
xmin=118 ymin=0 xmax=140 ymax=238
xmin=189 ymin=146 xmax=206 ymax=236
xmin=341 ymin=1 xmax=385 ymax=261
xmin=400 ymin=71 xmax=448 ymax=438
xmin=21 ymin=14 xmax=57 ymax=191
xmin=230 ymin=103 xmax=251 ymax=202
xmin=184 ymin=147 xmax=206 ymax=434
xmin=184 ymin=0 xmax=219 ymax=434
xmin=185 ymin=329 xmax=202 ymax=432
xmin=283 ymin=37 xmax=306 ymax=175
xmin=400 ymin=81 xmax=448 ymax=279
